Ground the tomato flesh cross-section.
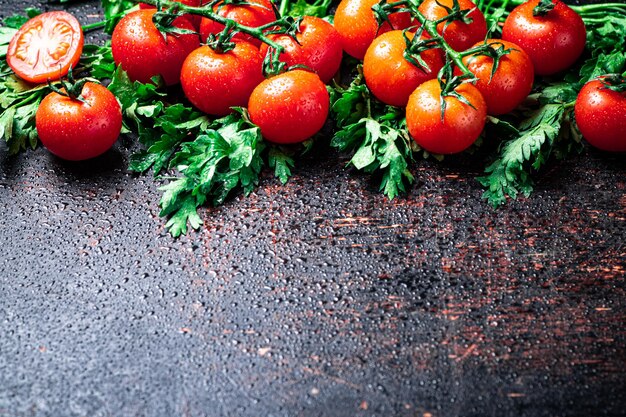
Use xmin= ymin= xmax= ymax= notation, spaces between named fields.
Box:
xmin=7 ymin=11 xmax=84 ymax=84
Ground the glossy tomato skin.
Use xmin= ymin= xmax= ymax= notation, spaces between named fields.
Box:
xmin=363 ymin=30 xmax=444 ymax=107
xmin=181 ymin=42 xmax=264 ymax=116
xmin=334 ymin=0 xmax=412 ymax=60
xmin=139 ymin=0 xmax=203 ymax=28
xmin=418 ymin=0 xmax=487 ymax=52
xmin=502 ymin=0 xmax=586 ymax=76
xmin=7 ymin=11 xmax=84 ymax=84
xmin=248 ymin=70 xmax=329 ymax=144
xmin=406 ymin=79 xmax=487 ymax=154
xmin=111 ymin=9 xmax=199 ymax=86
xmin=35 ymin=82 xmax=122 ymax=161
xmin=199 ymin=0 xmax=277 ymax=47
xmin=574 ymin=79 xmax=626 ymax=152
xmin=258 ymin=16 xmax=343 ymax=83
xmin=458 ymin=39 xmax=534 ymax=115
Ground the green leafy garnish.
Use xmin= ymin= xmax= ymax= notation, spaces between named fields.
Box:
xmin=330 ymin=71 xmax=415 ymax=200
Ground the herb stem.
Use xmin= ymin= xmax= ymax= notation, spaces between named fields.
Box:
xmin=81 ymin=11 xmax=129 ymax=33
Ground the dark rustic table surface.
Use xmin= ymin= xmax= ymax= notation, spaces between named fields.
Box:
xmin=1 ymin=1 xmax=625 ymax=416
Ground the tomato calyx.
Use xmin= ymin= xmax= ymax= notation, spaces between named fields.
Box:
xmin=437 ymin=67 xmax=477 ymax=120
xmin=152 ymin=8 xmax=198 ymax=40
xmin=402 ymin=28 xmax=441 ymax=71
xmin=431 ymin=0 xmax=476 ymax=26
xmin=461 ymin=40 xmax=515 ymax=81
xmin=47 ymin=68 xmax=97 ymax=104
xmin=598 ymin=74 xmax=626 ymax=93
xmin=533 ymin=0 xmax=555 ymax=17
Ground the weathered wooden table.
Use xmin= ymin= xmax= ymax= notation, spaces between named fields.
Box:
xmin=1 ymin=1 xmax=624 ymax=416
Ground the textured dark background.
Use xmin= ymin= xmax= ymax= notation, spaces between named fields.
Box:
xmin=1 ymin=1 xmax=625 ymax=416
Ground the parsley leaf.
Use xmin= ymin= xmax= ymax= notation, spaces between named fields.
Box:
xmin=284 ymin=0 xmax=333 ymax=18
xmin=268 ymin=146 xmax=296 ymax=185
xmin=161 ymin=111 xmax=265 ymax=236
xmin=108 ymin=67 xmax=271 ymax=236
xmin=2 ymin=8 xmax=41 ymax=29
xmin=101 ymin=0 xmax=136 ymax=33
xmin=478 ymin=104 xmax=568 ymax=206
xmin=330 ymin=71 xmax=415 ymax=200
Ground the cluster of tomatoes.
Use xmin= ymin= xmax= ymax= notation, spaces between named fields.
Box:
xmin=5 ymin=0 xmax=626 ymax=162
xmin=338 ymin=0 xmax=581 ymax=154
xmin=113 ymin=0 xmax=342 ymax=145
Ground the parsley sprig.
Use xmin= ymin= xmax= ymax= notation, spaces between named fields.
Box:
xmin=330 ymin=70 xmax=416 ymax=200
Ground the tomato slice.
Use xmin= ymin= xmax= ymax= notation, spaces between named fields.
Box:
xmin=7 ymin=11 xmax=84 ymax=84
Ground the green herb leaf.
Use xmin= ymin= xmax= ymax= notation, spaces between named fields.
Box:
xmin=268 ymin=146 xmax=296 ymax=184
xmin=478 ymin=104 xmax=567 ymax=207
xmin=101 ymin=0 xmax=136 ymax=33
xmin=330 ymin=71 xmax=415 ymax=200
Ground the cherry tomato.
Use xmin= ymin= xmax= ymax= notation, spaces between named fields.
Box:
xmin=574 ymin=78 xmax=626 ymax=153
xmin=139 ymin=0 xmax=203 ymax=29
xmin=181 ymin=42 xmax=264 ymax=116
xmin=406 ymin=79 xmax=487 ymax=154
xmin=35 ymin=82 xmax=122 ymax=161
xmin=502 ymin=0 xmax=586 ymax=76
xmin=248 ymin=70 xmax=329 ymax=144
xmin=7 ymin=11 xmax=84 ymax=84
xmin=258 ymin=16 xmax=343 ymax=83
xmin=418 ymin=0 xmax=487 ymax=52
xmin=334 ymin=0 xmax=412 ymax=60
xmin=111 ymin=9 xmax=199 ymax=86
xmin=363 ymin=30 xmax=444 ymax=107
xmin=199 ymin=0 xmax=277 ymax=47
xmin=457 ymin=39 xmax=534 ymax=115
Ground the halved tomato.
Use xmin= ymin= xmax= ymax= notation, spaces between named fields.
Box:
xmin=7 ymin=11 xmax=84 ymax=84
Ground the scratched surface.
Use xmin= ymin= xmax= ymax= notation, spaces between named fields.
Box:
xmin=1 ymin=1 xmax=625 ymax=416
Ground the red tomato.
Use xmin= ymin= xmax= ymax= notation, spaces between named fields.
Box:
xmin=7 ymin=11 xmax=84 ymax=84
xmin=406 ymin=79 xmax=487 ymax=154
xmin=111 ymin=9 xmax=199 ymax=86
xmin=363 ymin=30 xmax=444 ymax=107
xmin=502 ymin=0 xmax=586 ymax=76
xmin=35 ymin=82 xmax=122 ymax=161
xmin=457 ymin=39 xmax=534 ymax=115
xmin=258 ymin=16 xmax=343 ymax=83
xmin=199 ymin=0 xmax=277 ymax=47
xmin=418 ymin=0 xmax=487 ymax=52
xmin=248 ymin=70 xmax=329 ymax=144
xmin=139 ymin=0 xmax=203 ymax=29
xmin=181 ymin=42 xmax=264 ymax=116
xmin=574 ymin=78 xmax=626 ymax=152
xmin=334 ymin=0 xmax=412 ymax=60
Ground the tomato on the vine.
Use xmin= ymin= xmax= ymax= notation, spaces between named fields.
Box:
xmin=457 ymin=39 xmax=534 ymax=115
xmin=574 ymin=78 xmax=626 ymax=153
xmin=181 ymin=41 xmax=264 ymax=116
xmin=111 ymin=9 xmax=199 ymax=86
xmin=199 ymin=0 xmax=278 ymax=47
xmin=7 ymin=11 xmax=84 ymax=84
xmin=334 ymin=0 xmax=412 ymax=60
xmin=35 ymin=82 xmax=122 ymax=161
xmin=363 ymin=30 xmax=444 ymax=107
xmin=502 ymin=0 xmax=586 ymax=76
xmin=258 ymin=16 xmax=343 ymax=83
xmin=406 ymin=79 xmax=487 ymax=154
xmin=248 ymin=70 xmax=329 ymax=144
xmin=139 ymin=0 xmax=203 ymax=28
xmin=418 ymin=0 xmax=487 ymax=52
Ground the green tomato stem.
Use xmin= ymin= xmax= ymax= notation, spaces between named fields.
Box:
xmin=278 ymin=0 xmax=290 ymax=18
xmin=135 ymin=0 xmax=286 ymax=53
xmin=406 ymin=0 xmax=474 ymax=80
